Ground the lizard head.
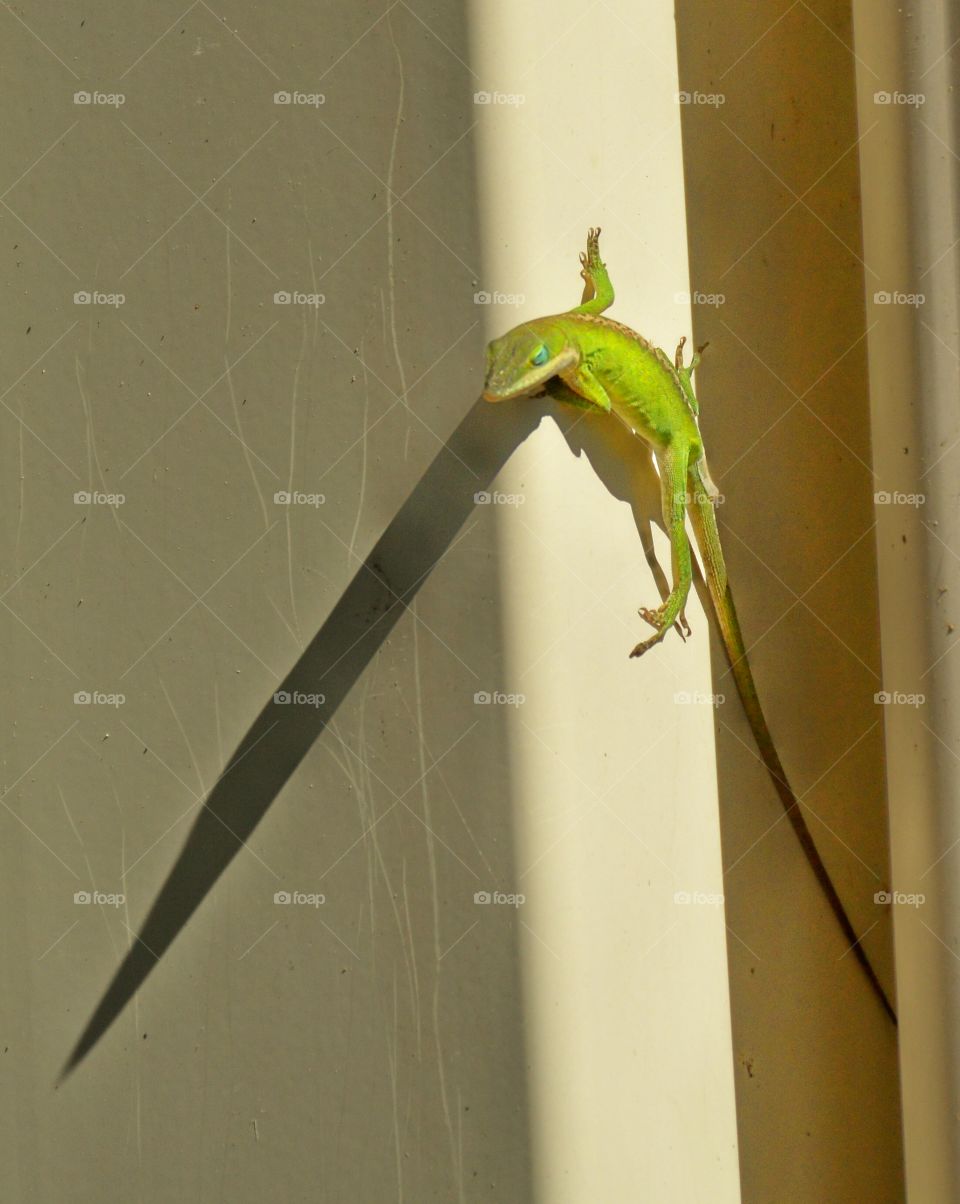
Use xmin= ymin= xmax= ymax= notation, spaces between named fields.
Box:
xmin=482 ymin=321 xmax=578 ymax=402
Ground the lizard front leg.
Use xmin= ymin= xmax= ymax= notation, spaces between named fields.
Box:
xmin=571 ymin=227 xmax=615 ymax=315
xmin=630 ymin=442 xmax=694 ymax=657
xmin=558 ymin=361 xmax=613 ymax=412
xmin=536 ymin=377 xmax=595 ymax=411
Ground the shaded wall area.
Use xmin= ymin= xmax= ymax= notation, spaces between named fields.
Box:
xmin=0 ymin=4 xmax=531 ymax=1200
xmin=675 ymin=0 xmax=904 ymax=1199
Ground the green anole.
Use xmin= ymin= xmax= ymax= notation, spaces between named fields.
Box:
xmin=482 ymin=228 xmax=896 ymax=1025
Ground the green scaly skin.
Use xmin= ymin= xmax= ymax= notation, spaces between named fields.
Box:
xmin=483 ymin=228 xmax=896 ymax=1025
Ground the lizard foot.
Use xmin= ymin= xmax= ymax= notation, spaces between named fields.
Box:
xmin=579 ymin=226 xmax=602 ymax=281
xmin=632 ymin=605 xmax=669 ymax=654
xmin=630 ymin=631 xmax=665 ymax=658
xmin=675 ymin=336 xmax=709 ymax=372
xmin=630 ymin=603 xmax=690 ymax=657
xmin=638 ymin=603 xmax=667 ymax=630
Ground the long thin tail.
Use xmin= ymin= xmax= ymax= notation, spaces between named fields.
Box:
xmin=688 ymin=478 xmax=897 ymax=1025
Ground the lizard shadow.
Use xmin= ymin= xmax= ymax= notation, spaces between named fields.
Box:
xmin=62 ymin=390 xmax=682 ymax=1081
xmin=61 ymin=396 xmax=543 ymax=1079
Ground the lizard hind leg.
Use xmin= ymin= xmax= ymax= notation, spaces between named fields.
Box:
xmin=630 ymin=444 xmax=693 ymax=658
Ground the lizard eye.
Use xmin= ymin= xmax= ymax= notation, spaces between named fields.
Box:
xmin=531 ymin=345 xmax=549 ymax=366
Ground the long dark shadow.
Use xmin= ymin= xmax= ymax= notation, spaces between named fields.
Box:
xmin=62 ymin=397 xmax=544 ymax=1079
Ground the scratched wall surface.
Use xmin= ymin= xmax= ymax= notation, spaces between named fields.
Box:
xmin=1 ymin=4 xmax=532 ymax=1201
xmin=676 ymin=0 xmax=905 ymax=1200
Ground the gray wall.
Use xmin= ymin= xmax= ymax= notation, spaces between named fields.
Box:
xmin=2 ymin=4 xmax=531 ymax=1200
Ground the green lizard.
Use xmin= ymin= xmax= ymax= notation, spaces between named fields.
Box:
xmin=482 ymin=228 xmax=896 ymax=1025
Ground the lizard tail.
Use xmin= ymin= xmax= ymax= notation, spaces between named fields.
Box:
xmin=687 ymin=480 xmax=897 ymax=1026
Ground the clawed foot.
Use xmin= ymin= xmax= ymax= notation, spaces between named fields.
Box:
xmin=630 ymin=629 xmax=667 ymax=658
xmin=630 ymin=603 xmax=691 ymax=658
xmin=579 ymin=226 xmax=602 ymax=282
xmin=674 ymin=335 xmax=709 ymax=372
